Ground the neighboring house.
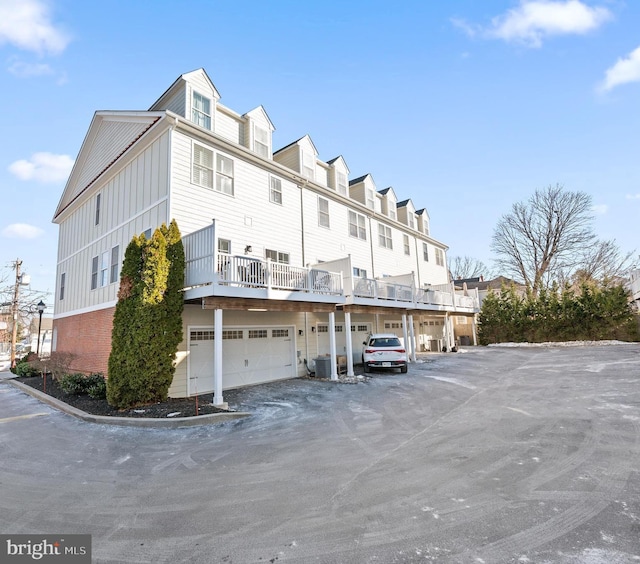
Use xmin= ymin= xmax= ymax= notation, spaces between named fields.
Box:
xmin=628 ymin=269 xmax=640 ymax=310
xmin=52 ymin=68 xmax=479 ymax=404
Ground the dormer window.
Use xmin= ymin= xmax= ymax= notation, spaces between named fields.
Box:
xmin=254 ymin=125 xmax=269 ymax=158
xmin=408 ymin=214 xmax=415 ymax=229
xmin=337 ymin=171 xmax=348 ymax=196
xmin=302 ymin=151 xmax=315 ymax=179
xmin=192 ymin=91 xmax=211 ymax=130
xmin=389 ymin=207 xmax=396 ymax=221
xmin=366 ymin=189 xmax=375 ymax=210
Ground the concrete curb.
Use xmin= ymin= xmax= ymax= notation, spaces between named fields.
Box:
xmin=4 ymin=379 xmax=251 ymax=428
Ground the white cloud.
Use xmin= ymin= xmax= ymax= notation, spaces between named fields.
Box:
xmin=2 ymin=223 xmax=44 ymax=239
xmin=8 ymin=152 xmax=74 ymax=183
xmin=600 ymin=46 xmax=640 ymax=92
xmin=0 ymin=0 xmax=70 ymax=55
xmin=457 ymin=1 xmax=612 ymax=48
xmin=7 ymin=59 xmax=54 ymax=78
xmin=591 ymin=204 xmax=608 ymax=215
xmin=626 ymin=193 xmax=640 ymax=200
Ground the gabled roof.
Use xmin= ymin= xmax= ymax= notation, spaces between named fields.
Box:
xmin=416 ymin=207 xmax=430 ymax=219
xmin=379 ymin=186 xmax=398 ymax=201
xmin=273 ymin=134 xmax=318 ymax=156
xmin=53 ymin=111 xmax=165 ymax=221
xmin=397 ymin=198 xmax=411 ymax=207
xmin=349 ymin=173 xmax=373 ymax=186
xmin=243 ymin=105 xmax=276 ymax=131
xmin=149 ymin=68 xmax=220 ymax=111
xmin=326 ymin=155 xmax=350 ymax=173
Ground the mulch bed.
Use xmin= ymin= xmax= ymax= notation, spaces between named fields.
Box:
xmin=17 ymin=375 xmax=229 ymax=418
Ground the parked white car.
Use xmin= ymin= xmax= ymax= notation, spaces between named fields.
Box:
xmin=362 ymin=333 xmax=408 ymax=373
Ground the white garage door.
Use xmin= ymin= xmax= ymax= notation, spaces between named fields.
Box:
xmin=188 ymin=326 xmax=295 ymax=394
xmin=317 ymin=322 xmax=371 ymax=365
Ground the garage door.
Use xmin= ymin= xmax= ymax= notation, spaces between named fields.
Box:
xmin=317 ymin=322 xmax=371 ymax=365
xmin=188 ymin=326 xmax=296 ymax=394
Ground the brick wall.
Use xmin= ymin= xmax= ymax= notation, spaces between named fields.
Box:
xmin=53 ymin=307 xmax=115 ymax=375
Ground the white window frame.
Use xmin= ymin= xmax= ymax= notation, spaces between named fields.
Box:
xmin=192 ymin=91 xmax=212 ymax=130
xmin=215 ymin=154 xmax=234 ymax=195
xmin=254 ymin=125 xmax=269 ymax=158
xmin=408 ymin=214 xmax=415 ymax=229
xmin=348 ymin=210 xmax=367 ymax=240
xmin=270 ymin=176 xmax=282 ymax=205
xmin=266 ymin=249 xmax=290 ymax=264
xmin=436 ymin=248 xmax=445 ymax=266
xmin=403 ymin=234 xmax=410 ymax=255
xmin=353 ymin=267 xmax=367 ymax=278
xmin=337 ymin=171 xmax=348 ymax=196
xmin=192 ymin=144 xmax=214 ymax=188
xmin=423 ymin=243 xmax=429 ymax=262
xmin=389 ymin=206 xmax=396 ymax=221
xmin=302 ymin=151 xmax=315 ymax=179
xmin=95 ymin=193 xmax=101 ymax=226
xmin=378 ymin=223 xmax=392 ymax=249
xmin=59 ymin=272 xmax=65 ymax=301
xmin=218 ymin=238 xmax=231 ymax=254
xmin=91 ymin=256 xmax=98 ymax=290
xmin=100 ymin=250 xmax=109 ymax=288
xmin=318 ymin=197 xmax=330 ymax=228
xmin=366 ymin=189 xmax=375 ymax=210
xmin=110 ymin=245 xmax=120 ymax=284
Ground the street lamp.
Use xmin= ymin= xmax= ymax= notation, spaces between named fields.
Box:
xmin=36 ymin=300 xmax=45 ymax=356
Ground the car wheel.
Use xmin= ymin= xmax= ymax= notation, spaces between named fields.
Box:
xmin=401 ymin=365 xmax=408 ymax=374
xmin=364 ymin=363 xmax=371 ymax=373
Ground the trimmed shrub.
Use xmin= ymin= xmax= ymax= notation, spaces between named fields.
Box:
xmin=107 ymin=220 xmax=185 ymax=408
xmin=59 ymin=372 xmax=107 ymax=399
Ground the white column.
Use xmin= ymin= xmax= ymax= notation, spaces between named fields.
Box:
xmin=213 ymin=308 xmax=225 ymax=406
xmin=344 ymin=311 xmax=355 ymax=377
xmin=443 ymin=312 xmax=450 ymax=352
xmin=329 ymin=311 xmax=338 ymax=380
xmin=408 ymin=314 xmax=417 ymax=362
xmin=402 ymin=313 xmax=410 ymax=363
xmin=472 ymin=314 xmax=478 ymax=346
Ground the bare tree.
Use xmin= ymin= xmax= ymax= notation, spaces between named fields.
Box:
xmin=572 ymin=239 xmax=637 ymax=285
xmin=491 ymin=184 xmax=595 ymax=295
xmin=449 ymin=256 xmax=489 ymax=280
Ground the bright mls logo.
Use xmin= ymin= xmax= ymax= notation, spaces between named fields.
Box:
xmin=0 ymin=535 xmax=91 ymax=563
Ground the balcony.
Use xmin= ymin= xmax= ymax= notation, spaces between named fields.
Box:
xmin=183 ymin=225 xmax=344 ymax=303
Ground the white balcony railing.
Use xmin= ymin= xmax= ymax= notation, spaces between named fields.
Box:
xmin=216 ymin=255 xmax=343 ymax=295
xmin=353 ymin=277 xmax=413 ymax=302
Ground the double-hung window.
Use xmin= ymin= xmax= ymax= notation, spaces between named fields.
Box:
xmin=423 ymin=243 xmax=429 ymax=262
xmin=193 ymin=144 xmax=214 ymax=188
xmin=100 ymin=251 xmax=109 ymax=287
xmin=216 ymin=154 xmax=234 ymax=195
xmin=378 ymin=223 xmax=392 ymax=249
xmin=366 ymin=189 xmax=375 ymax=210
xmin=270 ymin=176 xmax=282 ymax=204
xmin=403 ymin=234 xmax=410 ymax=255
xmin=389 ymin=206 xmax=396 ymax=221
xmin=302 ymin=151 xmax=315 ymax=179
xmin=337 ymin=172 xmax=347 ymax=196
xmin=348 ymin=211 xmax=366 ymax=240
xmin=59 ymin=273 xmax=65 ymax=301
xmin=318 ymin=197 xmax=330 ymax=228
xmin=254 ymin=125 xmax=269 ymax=158
xmin=408 ymin=214 xmax=415 ymax=230
xmin=435 ymin=248 xmax=445 ymax=266
xmin=192 ymin=91 xmax=211 ymax=130
xmin=266 ymin=249 xmax=290 ymax=264
xmin=218 ymin=238 xmax=231 ymax=254
xmin=95 ymin=193 xmax=101 ymax=226
xmin=353 ymin=267 xmax=367 ymax=278
xmin=110 ymin=246 xmax=120 ymax=284
xmin=91 ymin=257 xmax=98 ymax=290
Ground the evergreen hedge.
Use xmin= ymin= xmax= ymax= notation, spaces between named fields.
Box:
xmin=478 ymin=282 xmax=639 ymax=345
xmin=107 ymin=220 xmax=185 ymax=408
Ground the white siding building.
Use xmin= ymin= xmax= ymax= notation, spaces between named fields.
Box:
xmin=52 ymin=68 xmax=479 ymax=404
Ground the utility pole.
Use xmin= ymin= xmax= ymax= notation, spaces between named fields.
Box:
xmin=10 ymin=259 xmax=22 ymax=369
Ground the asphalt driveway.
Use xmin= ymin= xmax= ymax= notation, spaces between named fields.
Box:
xmin=1 ymin=344 xmax=639 ymax=563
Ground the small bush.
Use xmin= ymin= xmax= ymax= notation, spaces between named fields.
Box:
xmin=86 ymin=373 xmax=107 ymax=399
xmin=58 ymin=372 xmax=107 ymax=399
xmin=59 ymin=373 xmax=89 ymax=395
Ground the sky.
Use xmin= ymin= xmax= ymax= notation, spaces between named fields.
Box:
xmin=1 ymin=0 xmax=639 ymax=308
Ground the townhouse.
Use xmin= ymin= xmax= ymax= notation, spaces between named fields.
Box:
xmin=52 ymin=68 xmax=478 ymax=405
